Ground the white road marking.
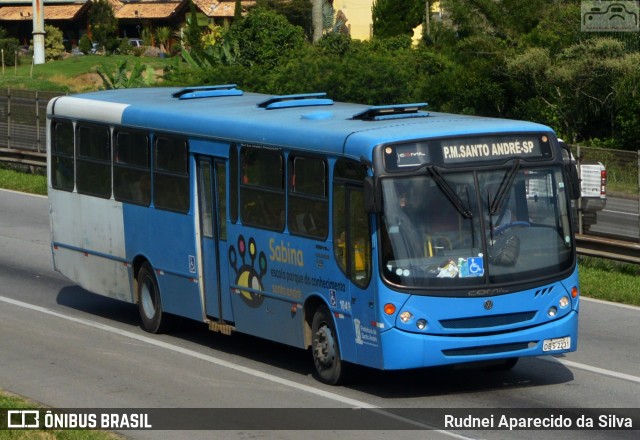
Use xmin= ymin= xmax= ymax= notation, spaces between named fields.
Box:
xmin=542 ymin=356 xmax=640 ymax=385
xmin=0 ymin=295 xmax=473 ymax=439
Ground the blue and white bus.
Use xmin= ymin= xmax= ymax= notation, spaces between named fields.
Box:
xmin=47 ymin=85 xmax=581 ymax=384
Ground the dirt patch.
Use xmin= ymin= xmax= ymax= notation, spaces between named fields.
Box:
xmin=50 ymin=73 xmax=103 ymax=93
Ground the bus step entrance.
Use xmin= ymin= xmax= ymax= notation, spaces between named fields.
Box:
xmin=208 ymin=321 xmax=235 ymax=335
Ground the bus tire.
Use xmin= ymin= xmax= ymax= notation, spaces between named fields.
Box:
xmin=137 ymin=262 xmax=168 ymax=334
xmin=311 ymin=305 xmax=349 ymax=385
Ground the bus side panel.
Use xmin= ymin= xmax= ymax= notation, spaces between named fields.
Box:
xmin=231 ymin=295 xmax=305 ymax=347
xmin=50 ymin=190 xmax=132 ymax=302
xmin=122 ymin=204 xmax=203 ymax=322
xmin=225 ymin=230 xmax=318 ymax=348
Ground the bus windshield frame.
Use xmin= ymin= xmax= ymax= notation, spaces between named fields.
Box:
xmin=375 ymin=134 xmax=575 ymax=294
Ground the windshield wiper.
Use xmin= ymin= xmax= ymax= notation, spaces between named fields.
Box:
xmin=427 ymin=166 xmax=473 ymax=219
xmin=490 ymin=159 xmax=520 ymax=217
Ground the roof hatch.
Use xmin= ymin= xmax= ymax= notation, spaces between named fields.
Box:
xmin=172 ymin=84 xmax=244 ymax=100
xmin=352 ymin=103 xmax=429 ymax=121
xmin=257 ymin=93 xmax=333 ymax=110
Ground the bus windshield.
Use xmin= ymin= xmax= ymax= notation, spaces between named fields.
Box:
xmin=380 ymin=165 xmax=574 ymax=290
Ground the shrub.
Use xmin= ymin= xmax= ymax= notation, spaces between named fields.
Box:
xmin=0 ymin=37 xmax=20 ymax=66
xmin=78 ymin=34 xmax=92 ymax=54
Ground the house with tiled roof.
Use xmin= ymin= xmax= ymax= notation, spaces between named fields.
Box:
xmin=0 ymin=0 xmax=255 ymax=47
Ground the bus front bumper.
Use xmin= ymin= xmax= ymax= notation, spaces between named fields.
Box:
xmin=378 ymin=310 xmax=578 ymax=370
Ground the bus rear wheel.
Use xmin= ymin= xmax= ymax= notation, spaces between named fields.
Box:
xmin=137 ymin=262 xmax=168 ymax=334
xmin=311 ymin=305 xmax=349 ymax=385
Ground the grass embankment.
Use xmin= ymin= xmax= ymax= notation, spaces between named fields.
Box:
xmin=0 ymin=166 xmax=46 ymax=195
xmin=0 ymin=391 xmax=121 ymax=439
xmin=0 ymin=54 xmax=173 ymax=93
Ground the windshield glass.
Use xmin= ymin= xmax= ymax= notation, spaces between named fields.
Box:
xmin=379 ymin=165 xmax=574 ymax=290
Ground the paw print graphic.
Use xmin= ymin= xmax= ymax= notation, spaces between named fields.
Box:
xmin=229 ymin=235 xmax=267 ymax=308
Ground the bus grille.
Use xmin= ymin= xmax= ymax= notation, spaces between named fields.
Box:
xmin=442 ymin=342 xmax=532 ymax=357
xmin=439 ymin=312 xmax=536 ymax=329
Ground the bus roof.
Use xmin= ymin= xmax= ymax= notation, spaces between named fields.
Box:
xmin=49 ymin=86 xmax=554 ymax=160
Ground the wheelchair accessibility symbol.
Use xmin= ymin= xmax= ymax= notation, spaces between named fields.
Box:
xmin=459 ymin=256 xmax=484 ymax=278
xmin=468 ymin=257 xmax=483 ymax=275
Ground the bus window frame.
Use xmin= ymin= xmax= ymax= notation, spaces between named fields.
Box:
xmin=153 ymin=134 xmax=190 ymax=214
xmin=288 ymin=154 xmax=329 ymax=240
xmin=239 ymin=145 xmax=285 ymax=232
xmin=50 ymin=119 xmax=75 ymax=192
xmin=332 ymin=158 xmax=372 ymax=288
xmin=75 ymin=122 xmax=112 ymax=199
xmin=113 ymin=129 xmax=151 ymax=207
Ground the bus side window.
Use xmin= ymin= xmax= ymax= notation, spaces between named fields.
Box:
xmin=113 ymin=130 xmax=150 ymax=206
xmin=288 ymin=155 xmax=328 ymax=239
xmin=76 ymin=123 xmax=111 ymax=199
xmin=239 ymin=146 xmax=285 ymax=231
xmin=333 ymin=159 xmax=371 ymax=288
xmin=154 ymin=136 xmax=189 ymax=213
xmin=50 ymin=120 xmax=74 ymax=192
xmin=229 ymin=145 xmax=238 ymax=223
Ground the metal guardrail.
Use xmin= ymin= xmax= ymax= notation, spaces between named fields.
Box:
xmin=575 ymin=234 xmax=640 ymax=264
xmin=0 ymin=89 xmax=62 ymax=167
xmin=0 ymin=147 xmax=46 ymax=167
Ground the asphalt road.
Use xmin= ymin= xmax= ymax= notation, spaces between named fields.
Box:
xmin=0 ymin=189 xmax=638 ymax=440
xmin=588 ymin=196 xmax=639 ymax=239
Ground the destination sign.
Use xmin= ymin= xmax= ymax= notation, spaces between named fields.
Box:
xmin=441 ymin=135 xmax=550 ymax=164
xmin=383 ymin=134 xmax=553 ymax=172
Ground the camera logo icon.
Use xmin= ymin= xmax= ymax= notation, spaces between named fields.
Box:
xmin=581 ymin=1 xmax=639 ymax=32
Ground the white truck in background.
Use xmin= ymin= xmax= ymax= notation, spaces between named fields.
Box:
xmin=559 ymin=140 xmax=607 ymax=232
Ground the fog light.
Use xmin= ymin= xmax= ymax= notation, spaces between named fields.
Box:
xmin=548 ymin=306 xmax=558 ymax=317
xmin=559 ymin=296 xmax=570 ymax=308
xmin=416 ymin=319 xmax=428 ymax=330
xmin=399 ymin=311 xmax=413 ymax=323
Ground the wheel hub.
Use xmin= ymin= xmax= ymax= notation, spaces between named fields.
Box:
xmin=314 ymin=326 xmax=335 ymax=367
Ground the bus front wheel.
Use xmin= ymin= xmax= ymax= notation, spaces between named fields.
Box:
xmin=137 ymin=262 xmax=168 ymax=334
xmin=311 ymin=305 xmax=349 ymax=385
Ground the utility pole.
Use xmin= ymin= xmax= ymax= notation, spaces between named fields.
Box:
xmin=32 ymin=0 xmax=45 ymax=64
xmin=312 ymin=0 xmax=323 ymax=42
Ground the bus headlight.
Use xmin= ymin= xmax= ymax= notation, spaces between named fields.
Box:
xmin=547 ymin=306 xmax=558 ymax=317
xmin=399 ymin=311 xmax=413 ymax=323
xmin=416 ymin=319 xmax=428 ymax=330
xmin=559 ymin=296 xmax=570 ymax=308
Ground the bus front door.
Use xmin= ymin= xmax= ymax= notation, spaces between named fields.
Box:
xmin=197 ymin=157 xmax=233 ymax=328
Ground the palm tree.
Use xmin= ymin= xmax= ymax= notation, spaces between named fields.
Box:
xmin=155 ymin=26 xmax=172 ymax=54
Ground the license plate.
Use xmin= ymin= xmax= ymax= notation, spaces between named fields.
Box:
xmin=543 ymin=336 xmax=571 ymax=352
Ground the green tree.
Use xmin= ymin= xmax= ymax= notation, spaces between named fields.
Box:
xmin=229 ymin=7 xmax=305 ymax=68
xmin=371 ymin=0 xmax=422 ymax=39
xmin=183 ymin=1 xmax=203 ymax=52
xmin=507 ymin=38 xmax=635 ymax=146
xmin=234 ymin=0 xmax=243 ymax=21
xmin=88 ymin=0 xmax=118 ymax=53
xmin=44 ymin=25 xmax=65 ymax=61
